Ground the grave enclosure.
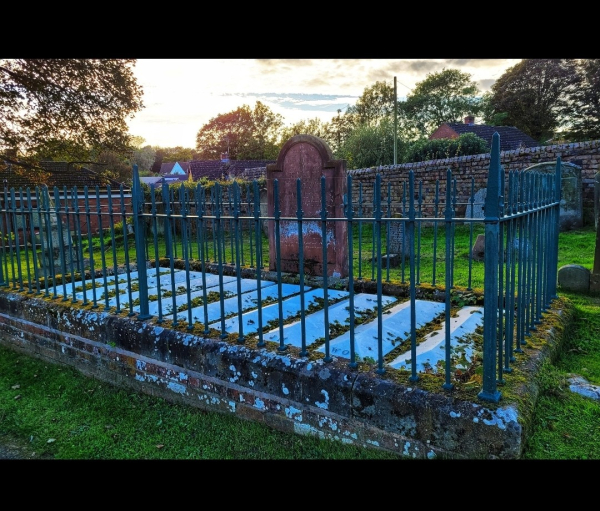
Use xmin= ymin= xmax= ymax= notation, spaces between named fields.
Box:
xmin=0 ymin=133 xmax=572 ymax=459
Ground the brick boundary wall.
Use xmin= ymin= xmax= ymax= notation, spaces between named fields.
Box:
xmin=348 ymin=140 xmax=600 ymax=224
xmin=0 ymin=285 xmax=572 ymax=460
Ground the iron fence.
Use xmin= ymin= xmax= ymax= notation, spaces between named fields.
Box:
xmin=0 ymin=133 xmax=561 ymax=402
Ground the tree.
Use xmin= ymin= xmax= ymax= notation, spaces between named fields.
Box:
xmin=337 ymin=117 xmax=406 ymax=169
xmin=400 ymin=68 xmax=483 ymax=138
xmin=195 ymin=101 xmax=283 ymax=160
xmin=564 ymin=59 xmax=600 ymax=141
xmin=345 ymin=81 xmax=396 ymax=127
xmin=131 ymin=145 xmax=156 ymax=174
xmin=0 ymin=59 xmax=143 ymax=163
xmin=484 ymin=59 xmax=579 ymax=143
xmin=278 ymin=117 xmax=331 ymax=145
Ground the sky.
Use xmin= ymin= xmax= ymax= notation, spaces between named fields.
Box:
xmin=126 ymin=59 xmax=523 ymax=149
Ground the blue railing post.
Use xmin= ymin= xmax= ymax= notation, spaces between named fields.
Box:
xmin=132 ymin=165 xmax=151 ymax=320
xmin=479 ymin=132 xmax=502 ymax=403
xmin=549 ymin=157 xmax=562 ymax=299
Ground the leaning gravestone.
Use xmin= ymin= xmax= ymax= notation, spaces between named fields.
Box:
xmin=523 ymin=161 xmax=583 ymax=231
xmin=266 ymin=135 xmax=348 ymax=278
xmin=464 ymin=187 xmax=487 ymax=219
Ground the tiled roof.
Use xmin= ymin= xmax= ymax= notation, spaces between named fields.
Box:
xmin=159 ymin=162 xmax=175 ymax=175
xmin=0 ymin=161 xmax=126 ymax=192
xmin=159 ymin=161 xmax=191 ymax=176
xmin=189 ymin=160 xmax=274 ymax=181
xmin=440 ymin=123 xmax=539 ymax=152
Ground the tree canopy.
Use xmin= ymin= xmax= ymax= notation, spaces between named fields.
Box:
xmin=565 ymin=59 xmax=600 ymax=142
xmin=195 ymin=101 xmax=283 ymax=160
xmin=0 ymin=59 xmax=144 ymax=163
xmin=400 ymin=68 xmax=482 ymax=138
xmin=484 ymin=59 xmax=579 ymax=142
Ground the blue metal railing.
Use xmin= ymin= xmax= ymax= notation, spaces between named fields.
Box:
xmin=0 ymin=134 xmax=562 ymax=402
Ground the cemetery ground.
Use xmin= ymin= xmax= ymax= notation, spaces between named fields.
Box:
xmin=0 ymin=225 xmax=599 ymax=460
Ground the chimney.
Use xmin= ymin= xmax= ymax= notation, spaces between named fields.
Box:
xmin=221 ymin=152 xmax=230 ymax=164
xmin=464 ymin=115 xmax=475 ymax=125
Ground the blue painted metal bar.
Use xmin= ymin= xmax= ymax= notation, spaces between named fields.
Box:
xmin=273 ymin=180 xmax=286 ymax=352
xmin=72 ymin=187 xmax=86 ymax=304
xmin=467 ymin=177 xmax=475 ymax=290
xmin=416 ymin=180 xmax=423 ymax=285
xmin=374 ymin=174 xmax=384 ymax=374
xmin=386 ymin=182 xmax=391 ymax=282
xmin=106 ymin=186 xmax=121 ymax=313
xmin=408 ymin=171 xmax=417 ymax=382
xmin=34 ymin=187 xmax=48 ymax=296
xmin=497 ymin=167 xmax=506 ymax=384
xmin=21 ymin=188 xmax=33 ymax=293
xmin=450 ymin=178 xmax=457 ymax=289
xmin=117 ymin=184 xmax=134 ymax=316
xmin=432 ymin=180 xmax=440 ymax=286
xmin=233 ymin=182 xmax=244 ymax=342
xmin=195 ymin=183 xmax=210 ymax=334
xmin=52 ymin=187 xmax=68 ymax=300
xmin=321 ymin=175 xmax=331 ymax=363
xmin=62 ymin=186 xmax=77 ymax=301
xmin=346 ymin=174 xmax=357 ymax=369
xmin=296 ymin=179 xmax=307 ymax=357
xmin=357 ymin=182 xmax=363 ymax=281
xmin=443 ymin=168 xmax=453 ymax=390
xmin=549 ymin=158 xmax=561 ymax=299
xmin=505 ymin=170 xmax=517 ymax=367
xmin=253 ymin=180 xmax=265 ymax=347
xmin=214 ymin=182 xmax=226 ymax=337
xmin=132 ymin=165 xmax=150 ymax=320
xmin=401 ymin=182 xmax=407 ymax=284
xmin=44 ymin=187 xmax=57 ymax=298
xmin=479 ymin=132 xmax=502 ymax=403
xmin=0 ymin=184 xmax=9 ymax=288
xmin=149 ymin=185 xmax=163 ymax=323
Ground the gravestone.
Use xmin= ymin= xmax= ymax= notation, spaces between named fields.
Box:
xmin=558 ymin=264 xmax=590 ymax=293
xmin=464 ymin=188 xmax=487 ymax=219
xmin=388 ymin=218 xmax=410 ymax=259
xmin=33 ymin=206 xmax=78 ymax=275
xmin=266 ymin=135 xmax=348 ymax=278
xmin=523 ymin=161 xmax=583 ymax=231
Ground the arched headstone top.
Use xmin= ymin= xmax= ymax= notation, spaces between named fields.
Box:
xmin=265 ymin=134 xmax=348 ymax=277
xmin=267 ymin=134 xmax=339 ymax=172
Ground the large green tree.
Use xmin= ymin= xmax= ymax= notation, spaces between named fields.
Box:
xmin=345 ymin=80 xmax=396 ymax=127
xmin=565 ymin=59 xmax=600 ymax=141
xmin=400 ymin=68 xmax=482 ymax=138
xmin=483 ymin=59 xmax=579 ymax=142
xmin=0 ymin=59 xmax=143 ymax=163
xmin=195 ymin=101 xmax=283 ymax=160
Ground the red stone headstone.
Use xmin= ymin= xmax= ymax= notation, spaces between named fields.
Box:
xmin=266 ymin=135 xmax=348 ymax=278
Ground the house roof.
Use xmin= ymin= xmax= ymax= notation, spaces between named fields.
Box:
xmin=0 ymin=161 xmax=126 ymax=192
xmin=159 ymin=161 xmax=191 ymax=176
xmin=189 ymin=160 xmax=274 ymax=182
xmin=431 ymin=122 xmax=539 ymax=152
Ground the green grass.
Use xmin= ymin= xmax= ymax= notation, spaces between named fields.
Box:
xmin=0 ymin=225 xmax=598 ymax=459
